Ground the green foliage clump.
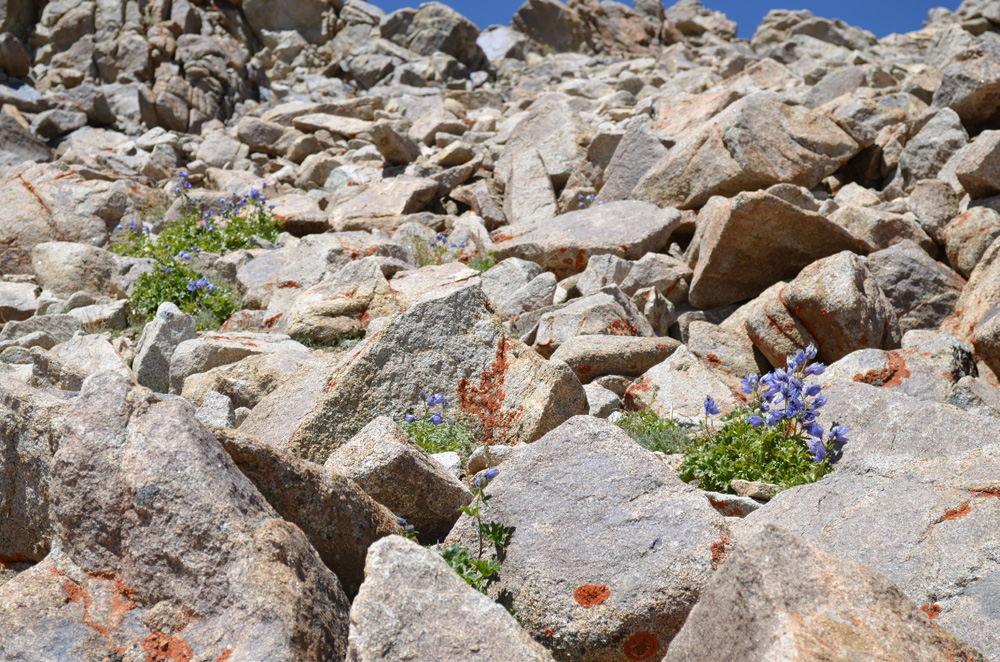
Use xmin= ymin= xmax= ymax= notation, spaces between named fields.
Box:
xmin=111 ymin=175 xmax=281 ymax=329
xmin=400 ymin=418 xmax=476 ymax=459
xmin=467 ymin=251 xmax=497 ymax=273
xmin=615 ymin=410 xmax=693 ymax=454
xmin=678 ymin=411 xmax=831 ymax=493
xmin=678 ymin=345 xmax=848 ymax=495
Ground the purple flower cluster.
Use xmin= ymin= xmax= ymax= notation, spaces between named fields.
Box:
xmin=739 ymin=344 xmax=848 ymax=463
xmin=404 ymin=391 xmax=452 ymax=426
xmin=173 ymin=170 xmax=193 ymax=195
xmin=186 ymin=277 xmax=216 ymax=293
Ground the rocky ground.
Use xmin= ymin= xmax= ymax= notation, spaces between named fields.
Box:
xmin=1 ymin=0 xmax=1000 ymax=659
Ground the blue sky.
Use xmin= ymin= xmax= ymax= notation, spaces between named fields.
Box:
xmin=372 ymin=0 xmax=962 ymax=40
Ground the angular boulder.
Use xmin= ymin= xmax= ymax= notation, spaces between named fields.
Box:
xmin=0 ymin=373 xmax=350 ymax=660
xmin=668 ymin=524 xmax=987 ymax=662
xmin=347 ymin=536 xmax=554 ymax=662
xmin=633 ymin=93 xmax=860 ymax=210
xmin=781 ymin=251 xmax=901 ymax=363
xmin=214 ymin=427 xmax=398 ymax=597
xmin=325 ymin=417 xmax=472 ymax=541
xmin=492 ymin=201 xmax=682 ymax=278
xmin=739 ymin=380 xmax=1000 ymax=659
xmin=687 ymin=190 xmax=865 ymax=309
xmin=242 ymin=286 xmax=586 ymax=464
xmin=446 ymin=416 xmax=729 ymax=662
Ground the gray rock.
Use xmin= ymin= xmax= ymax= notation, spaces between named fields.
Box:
xmin=0 ymin=377 xmax=65 ymax=564
xmin=930 ymin=40 xmax=1000 ymax=135
xmin=550 ymin=335 xmax=680 ymax=383
xmin=498 ymin=93 xmax=593 ymax=188
xmin=575 ymin=253 xmax=632 ymax=298
xmin=180 ymin=350 xmax=327 ymax=409
xmin=132 ymin=302 xmax=197 ymax=394
xmin=0 ymin=314 xmax=82 ymax=350
xmin=30 ymin=242 xmax=125 ymax=300
xmin=0 ymin=281 xmax=38 ymax=323
xmin=634 ymin=93 xmax=860 ymax=210
xmin=827 ymin=204 xmax=934 ymax=254
xmin=0 ymin=372 xmax=350 ymax=660
xmin=195 ymin=390 xmax=235 ymax=428
xmin=430 ymin=451 xmax=462 ymax=479
xmin=213 ymin=427 xmax=398 ymax=598
xmin=668 ymin=524 xmax=987 ymax=662
xmin=168 ymin=332 xmax=308 ymax=395
xmin=325 ymin=417 xmax=472 ymax=541
xmin=534 ymin=287 xmax=654 ymax=357
xmin=242 ymin=286 xmax=586 ymax=464
xmin=941 ymin=206 xmax=1000 ymax=277
xmin=954 ymin=129 xmax=1000 ymax=198
xmin=346 ymin=536 xmax=554 ymax=662
xmin=619 ymin=252 xmax=692 ymax=305
xmin=329 ymin=176 xmax=437 ymax=233
xmin=584 ymin=383 xmax=621 ymax=417
xmin=0 ymin=112 xmax=51 ymax=178
xmin=446 ymin=416 xmax=729 ymax=661
xmin=597 ymin=118 xmax=669 ymax=203
xmin=687 ymin=190 xmax=865 ymax=309
xmin=369 ymin=120 xmax=422 ymax=165
xmin=739 ymin=381 xmax=1000 ymax=659
xmin=501 ymin=146 xmax=558 ymax=227
xmin=781 ymin=251 xmax=900 ymax=363
xmin=898 ymin=108 xmax=969 ymax=190
xmin=866 ymin=241 xmax=964 ymax=333
xmin=626 ymin=344 xmax=740 ymax=418
xmin=943 ymin=235 xmax=1000 ymax=344
xmin=908 ymin=179 xmax=961 ymax=243
xmin=493 ymin=201 xmax=682 ymax=278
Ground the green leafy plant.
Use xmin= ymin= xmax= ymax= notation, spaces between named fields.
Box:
xmin=439 ymin=467 xmax=510 ymax=597
xmin=615 ymin=410 xmax=693 ymax=454
xmin=111 ymin=172 xmax=281 ymax=329
xmin=400 ymin=391 xmax=476 ymax=460
xmin=678 ymin=345 xmax=849 ymax=495
xmin=467 ymin=251 xmax=497 ymax=273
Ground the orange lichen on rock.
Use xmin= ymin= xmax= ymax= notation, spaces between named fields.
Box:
xmin=606 ymin=319 xmax=638 ymax=336
xmin=573 ymin=584 xmax=610 ymax=608
xmin=921 ymin=603 xmax=942 ymax=619
xmin=623 ymin=632 xmax=659 ymax=661
xmin=710 ymin=534 xmax=734 ymax=570
xmin=944 ymin=502 xmax=972 ymax=520
xmin=852 ymin=351 xmax=910 ymax=387
xmin=457 ymin=336 xmax=519 ymax=446
xmin=142 ymin=631 xmax=195 ymax=662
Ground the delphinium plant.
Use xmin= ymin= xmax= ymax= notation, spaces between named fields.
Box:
xmin=399 ymin=391 xmax=476 ymax=460
xmin=399 ymin=391 xmax=515 ymax=609
xmin=439 ymin=468 xmax=512 ymax=595
xmin=679 ymin=344 xmax=849 ymax=494
xmin=112 ymin=171 xmax=282 ymax=328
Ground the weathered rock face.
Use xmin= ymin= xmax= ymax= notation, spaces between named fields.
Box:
xmin=447 ymin=416 xmax=729 ymax=662
xmin=492 ymin=201 xmax=682 ymax=278
xmin=0 ymin=372 xmax=350 ymax=660
xmin=739 ymin=381 xmax=1000 ymax=659
xmin=668 ymin=523 xmax=987 ymax=662
xmin=687 ymin=190 xmax=865 ymax=309
xmin=325 ymin=417 xmax=472 ymax=541
xmin=943 ymin=235 xmax=1000 ymax=342
xmin=347 ymin=536 xmax=555 ymax=662
xmin=866 ymin=241 xmax=964 ymax=334
xmin=0 ymin=164 xmax=149 ymax=275
xmin=0 ymin=377 xmax=65 ymax=565
xmin=781 ymin=251 xmax=901 ymax=363
xmin=242 ymin=286 xmax=586 ymax=464
xmin=214 ymin=427 xmax=398 ymax=598
xmin=625 ymin=343 xmax=740 ymax=417
xmin=633 ymin=93 xmax=860 ymax=210
xmin=930 ymin=41 xmax=1000 ymax=134
xmin=133 ymin=302 xmax=197 ymax=389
